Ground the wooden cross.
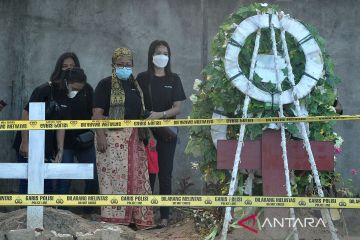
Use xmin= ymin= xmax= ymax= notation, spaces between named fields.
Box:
xmin=0 ymin=103 xmax=94 ymax=229
xmin=217 ymin=128 xmax=334 ymax=196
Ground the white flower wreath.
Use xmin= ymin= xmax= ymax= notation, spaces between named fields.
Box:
xmin=224 ymin=14 xmax=324 ymax=104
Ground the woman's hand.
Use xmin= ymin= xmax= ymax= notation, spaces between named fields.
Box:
xmin=335 ymin=100 xmax=343 ymax=115
xmin=53 ymin=149 xmax=63 ymax=163
xmin=96 ymin=133 xmax=107 ymax=153
xmin=148 ymin=137 xmax=157 ymax=151
xmin=146 ymin=102 xmax=183 ymax=120
xmin=146 ymin=111 xmax=163 ymax=120
xmin=19 ymin=141 xmax=28 ymax=158
xmin=147 ymin=128 xmax=157 ymax=150
xmin=93 ymin=108 xmax=107 ymax=153
xmin=55 ymin=130 xmax=65 ymax=162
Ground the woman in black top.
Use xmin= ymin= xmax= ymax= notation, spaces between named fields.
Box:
xmin=57 ymin=67 xmax=98 ymax=206
xmin=14 ymin=52 xmax=79 ymax=193
xmin=137 ymin=40 xmax=186 ymax=227
xmin=93 ymin=47 xmax=154 ymax=229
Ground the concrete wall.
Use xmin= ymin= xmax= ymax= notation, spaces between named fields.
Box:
xmin=0 ymin=0 xmax=359 ymax=195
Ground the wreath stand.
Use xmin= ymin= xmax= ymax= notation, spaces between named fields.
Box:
xmin=215 ymin=12 xmax=340 ymax=240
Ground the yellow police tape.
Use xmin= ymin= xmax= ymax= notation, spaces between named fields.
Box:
xmin=0 ymin=195 xmax=359 ymax=208
xmin=1 ymin=114 xmax=360 ymax=131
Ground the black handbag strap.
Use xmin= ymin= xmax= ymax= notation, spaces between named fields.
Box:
xmin=48 ymin=81 xmax=54 ymax=101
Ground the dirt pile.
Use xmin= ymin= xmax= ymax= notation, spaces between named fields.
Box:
xmin=0 ymin=208 xmax=135 ymax=240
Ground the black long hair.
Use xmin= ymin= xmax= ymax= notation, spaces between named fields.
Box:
xmin=50 ymin=52 xmax=81 ymax=88
xmin=147 ymin=40 xmax=172 ymax=77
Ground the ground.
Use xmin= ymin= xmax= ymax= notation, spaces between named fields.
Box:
xmin=0 ymin=207 xmax=359 ymax=239
xmin=135 ymin=218 xmax=200 ymax=240
xmin=0 ymin=207 xmax=201 ymax=240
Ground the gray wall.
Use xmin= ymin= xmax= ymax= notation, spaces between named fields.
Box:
xmin=0 ymin=0 xmax=359 ymax=195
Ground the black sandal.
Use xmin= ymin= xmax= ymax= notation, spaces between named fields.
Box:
xmin=155 ymin=219 xmax=168 ymax=229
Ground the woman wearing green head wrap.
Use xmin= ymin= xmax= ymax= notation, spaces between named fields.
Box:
xmin=93 ymin=47 xmax=154 ymax=229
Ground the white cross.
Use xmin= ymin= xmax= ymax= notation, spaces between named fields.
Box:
xmin=0 ymin=103 xmax=94 ymax=229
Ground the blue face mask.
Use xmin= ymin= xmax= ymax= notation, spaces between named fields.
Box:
xmin=115 ymin=67 xmax=132 ymax=80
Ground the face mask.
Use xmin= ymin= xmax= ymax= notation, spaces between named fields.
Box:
xmin=115 ymin=67 xmax=132 ymax=80
xmin=153 ymin=55 xmax=169 ymax=68
xmin=65 ymin=80 xmax=79 ymax=98
xmin=68 ymin=91 xmax=79 ymax=98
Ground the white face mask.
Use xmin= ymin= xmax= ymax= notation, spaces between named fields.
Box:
xmin=153 ymin=54 xmax=169 ymax=68
xmin=68 ymin=91 xmax=79 ymax=98
xmin=65 ymin=80 xmax=79 ymax=98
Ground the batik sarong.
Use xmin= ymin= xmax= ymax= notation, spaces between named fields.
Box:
xmin=96 ymin=128 xmax=154 ymax=229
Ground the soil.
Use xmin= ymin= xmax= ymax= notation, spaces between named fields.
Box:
xmin=0 ymin=208 xmax=200 ymax=240
xmin=135 ymin=218 xmax=200 ymax=240
xmin=0 ymin=208 xmax=134 ymax=237
xmin=0 ymin=208 xmax=359 ymax=240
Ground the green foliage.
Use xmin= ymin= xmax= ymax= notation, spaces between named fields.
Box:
xmin=186 ymin=3 xmax=344 ymax=235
